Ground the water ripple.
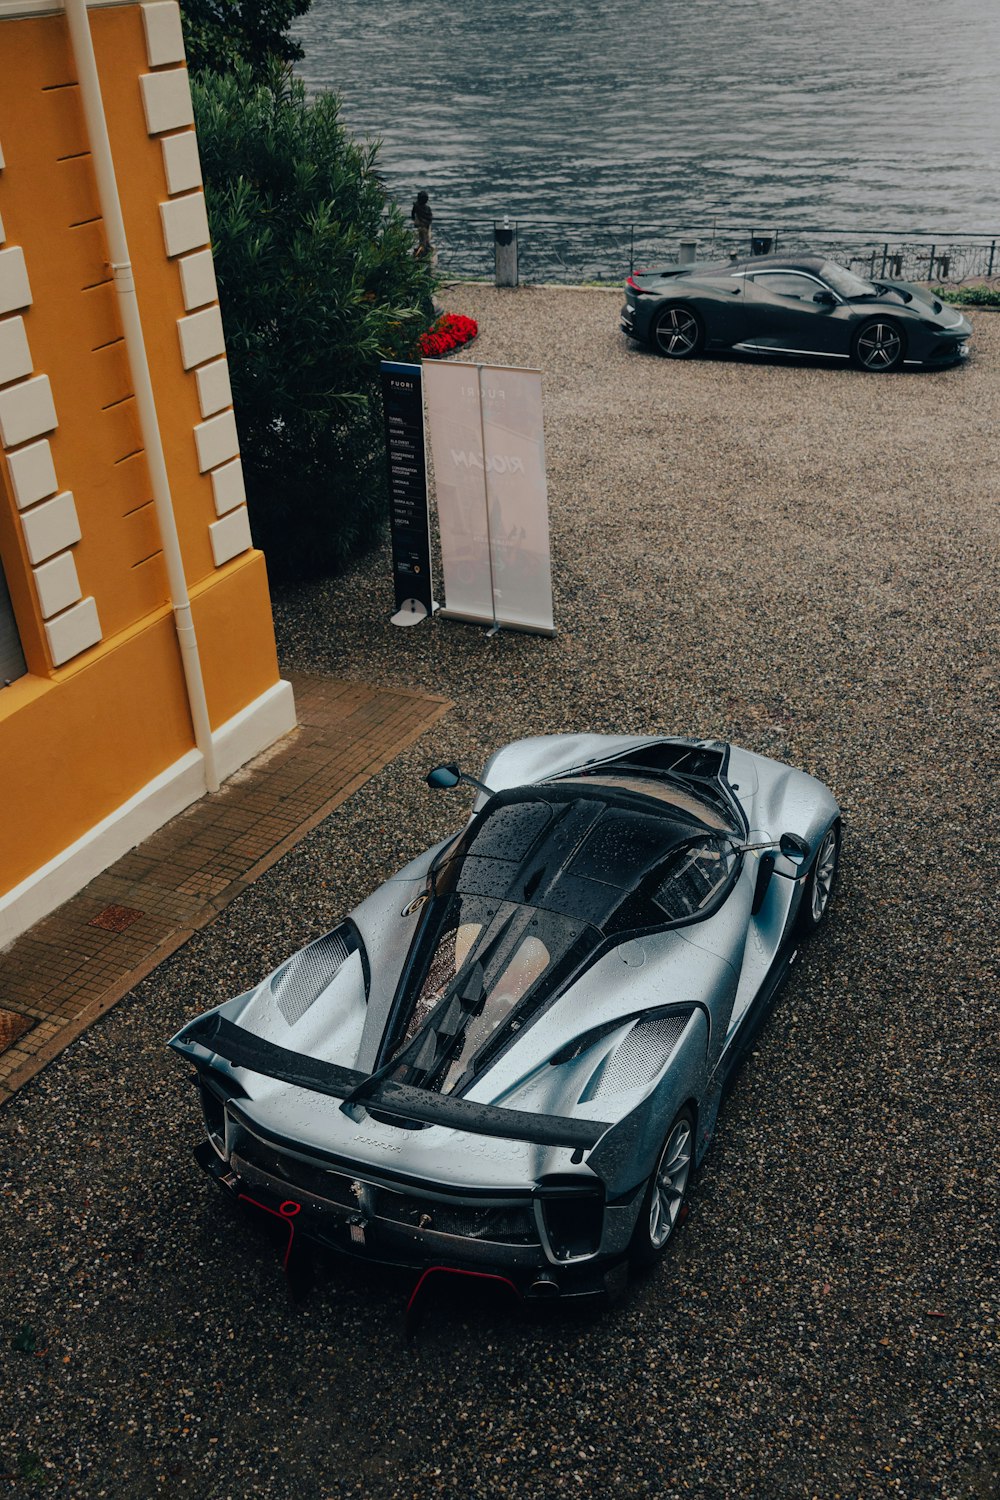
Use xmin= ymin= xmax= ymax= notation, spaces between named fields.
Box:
xmin=292 ymin=0 xmax=1000 ymax=234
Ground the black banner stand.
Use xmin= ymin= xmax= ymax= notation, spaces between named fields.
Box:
xmin=380 ymin=361 xmax=435 ymax=627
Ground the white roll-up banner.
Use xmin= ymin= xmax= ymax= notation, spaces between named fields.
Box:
xmin=423 ymin=361 xmax=554 ymax=634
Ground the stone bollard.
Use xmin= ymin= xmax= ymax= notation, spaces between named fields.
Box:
xmin=494 ymin=217 xmax=518 ymax=287
xmin=678 ymin=240 xmax=698 ymax=264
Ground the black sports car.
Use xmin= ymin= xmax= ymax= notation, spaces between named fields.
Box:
xmin=621 ymin=255 xmax=972 ymax=371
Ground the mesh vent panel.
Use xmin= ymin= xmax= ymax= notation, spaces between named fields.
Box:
xmin=273 ymin=930 xmax=350 ymax=1026
xmin=593 ymin=1013 xmax=689 ymax=1099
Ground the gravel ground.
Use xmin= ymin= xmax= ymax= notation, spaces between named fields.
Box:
xmin=2 ymin=287 xmax=997 ymax=1499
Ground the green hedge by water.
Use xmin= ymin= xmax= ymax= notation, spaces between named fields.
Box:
xmin=193 ymin=65 xmax=437 ymax=580
xmin=934 ymin=285 xmax=1000 ymax=308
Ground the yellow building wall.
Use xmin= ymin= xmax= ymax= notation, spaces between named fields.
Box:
xmin=0 ymin=2 xmax=291 ymax=908
xmin=0 ymin=13 xmax=170 ymax=662
xmin=0 ymin=612 xmax=193 ymax=893
xmin=191 ymin=551 xmax=282 ymax=732
xmin=92 ymin=2 xmax=220 ymax=586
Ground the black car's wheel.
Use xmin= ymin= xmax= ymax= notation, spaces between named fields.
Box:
xmin=630 ymin=1108 xmax=694 ymax=1268
xmin=852 ymin=319 xmax=905 ymax=371
xmin=652 ymin=305 xmax=704 ymax=358
xmin=796 ymin=820 xmax=841 ymax=935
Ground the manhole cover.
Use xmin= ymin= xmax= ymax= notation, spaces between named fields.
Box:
xmin=89 ymin=905 xmax=144 ymax=932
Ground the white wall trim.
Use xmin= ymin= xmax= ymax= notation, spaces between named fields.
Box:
xmin=177 ymin=249 xmax=217 ymax=311
xmin=7 ymin=438 xmax=58 ymax=510
xmin=212 ymin=677 xmax=297 ymax=783
xmin=208 ymin=504 xmax=252 ymax=566
xmin=210 ymin=456 xmax=245 ymax=515
xmin=140 ymin=0 xmax=185 ymax=67
xmin=44 ymin=593 xmax=101 ymax=665
xmin=0 ymin=748 xmax=205 ymax=949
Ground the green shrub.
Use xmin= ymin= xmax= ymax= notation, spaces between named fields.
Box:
xmin=934 ymin=284 xmax=1000 ymax=308
xmin=193 ymin=66 xmax=436 ymax=579
xmin=181 ymin=0 xmax=312 ymax=82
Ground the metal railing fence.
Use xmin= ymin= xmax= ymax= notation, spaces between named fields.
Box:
xmin=426 ymin=217 xmax=1000 ymax=287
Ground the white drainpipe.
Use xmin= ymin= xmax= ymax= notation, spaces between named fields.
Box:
xmin=63 ymin=0 xmax=220 ymax=793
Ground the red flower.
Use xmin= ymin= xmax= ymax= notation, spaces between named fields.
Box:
xmin=418 ymin=313 xmax=479 ymax=358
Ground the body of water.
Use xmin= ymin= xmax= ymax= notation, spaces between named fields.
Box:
xmin=292 ymin=0 xmax=1000 ymax=237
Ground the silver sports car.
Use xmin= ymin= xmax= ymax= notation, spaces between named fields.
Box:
xmin=171 ymin=735 xmax=841 ymax=1301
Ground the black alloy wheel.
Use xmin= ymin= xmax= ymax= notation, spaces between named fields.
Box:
xmin=852 ymin=318 xmax=905 ymax=371
xmin=653 ymin=305 xmax=704 ymax=358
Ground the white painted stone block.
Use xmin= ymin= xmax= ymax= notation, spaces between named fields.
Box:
xmin=195 ymin=357 xmax=232 ymax=418
xmin=209 ymin=505 xmax=252 ymax=566
xmin=177 ymin=304 xmax=225 ymax=369
xmin=0 ymin=246 xmax=31 ymax=315
xmin=141 ymin=1 xmax=186 ymax=67
xmin=194 ymin=408 xmax=239 ymax=473
xmin=160 ymin=191 xmax=209 ymax=258
xmin=6 ymin=438 xmax=57 ymax=510
xmin=210 ymin=457 xmax=246 ymax=516
xmin=161 ymin=130 xmax=202 ymax=195
xmin=0 ymin=316 xmax=32 ymax=385
xmin=0 ymin=373 xmax=56 ymax=448
xmin=45 ymin=596 xmax=101 ymax=667
xmin=0 ymin=207 xmax=5 ymax=244
xmin=139 ymin=70 xmax=194 ymax=136
xmin=20 ymin=491 xmax=81 ymax=566
xmin=178 ymin=248 xmax=217 ymax=311
xmin=33 ymin=551 xmax=81 ymax=619
xmin=0 ymin=138 xmax=5 ymax=169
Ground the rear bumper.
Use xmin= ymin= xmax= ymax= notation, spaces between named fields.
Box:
xmin=195 ymin=1140 xmax=628 ymax=1300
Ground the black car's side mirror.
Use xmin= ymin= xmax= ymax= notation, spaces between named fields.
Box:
xmin=779 ymin=832 xmax=810 ymax=863
xmin=813 ymin=289 xmax=837 ymax=306
xmin=426 ymin=763 xmax=495 ymax=799
xmin=426 ymin=763 xmax=461 ymax=789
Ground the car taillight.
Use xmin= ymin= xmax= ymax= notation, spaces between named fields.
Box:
xmin=626 ymin=275 xmax=652 ymax=294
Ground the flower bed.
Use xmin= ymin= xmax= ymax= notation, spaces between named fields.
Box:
xmin=418 ymin=313 xmax=479 ymax=358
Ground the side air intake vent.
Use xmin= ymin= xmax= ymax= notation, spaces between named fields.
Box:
xmin=592 ymin=1012 xmax=689 ymax=1099
xmin=272 ymin=928 xmax=353 ymax=1027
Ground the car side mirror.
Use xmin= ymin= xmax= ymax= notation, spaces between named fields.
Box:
xmin=426 ymin=763 xmax=496 ymax=799
xmin=779 ymin=832 xmax=810 ymax=864
xmin=813 ymin=289 xmax=837 ymax=306
xmin=426 ymin=763 xmax=462 ymax=789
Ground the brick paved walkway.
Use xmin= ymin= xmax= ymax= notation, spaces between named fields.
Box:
xmin=0 ymin=672 xmax=450 ymax=1106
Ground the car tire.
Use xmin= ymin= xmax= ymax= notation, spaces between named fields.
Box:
xmin=851 ymin=318 xmax=905 ymax=371
xmin=652 ymin=305 xmax=704 ymax=359
xmin=629 ymin=1107 xmax=695 ymax=1268
xmin=796 ymin=820 xmax=841 ymax=935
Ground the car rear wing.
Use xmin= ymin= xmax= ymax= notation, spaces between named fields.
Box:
xmin=172 ymin=1014 xmax=610 ymax=1161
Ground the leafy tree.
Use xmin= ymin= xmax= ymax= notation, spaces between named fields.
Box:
xmin=193 ymin=65 xmax=436 ymax=579
xmin=180 ymin=0 xmax=312 ymax=81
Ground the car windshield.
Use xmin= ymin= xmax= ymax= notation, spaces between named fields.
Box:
xmin=389 ymin=892 xmax=594 ymax=1089
xmin=384 ymin=779 xmax=743 ymax=1090
xmin=819 ymin=261 xmax=878 ymax=300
